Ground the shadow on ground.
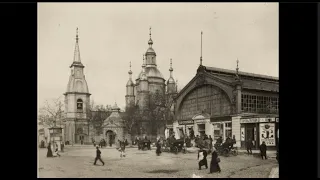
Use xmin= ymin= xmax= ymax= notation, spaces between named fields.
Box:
xmin=145 ymin=169 xmax=179 ymax=174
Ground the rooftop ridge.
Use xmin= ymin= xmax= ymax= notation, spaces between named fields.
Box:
xmin=205 ymin=66 xmax=278 ymax=81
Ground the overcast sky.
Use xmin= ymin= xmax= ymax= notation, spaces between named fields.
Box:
xmin=38 ymin=3 xmax=278 ymax=110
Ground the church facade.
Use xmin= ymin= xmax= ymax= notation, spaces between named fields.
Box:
xmin=125 ymin=28 xmax=178 ymax=141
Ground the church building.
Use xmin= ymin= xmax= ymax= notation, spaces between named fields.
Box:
xmin=125 ymin=28 xmax=178 ymax=141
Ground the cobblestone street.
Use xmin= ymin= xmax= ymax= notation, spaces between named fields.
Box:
xmin=38 ymin=146 xmax=278 ymax=178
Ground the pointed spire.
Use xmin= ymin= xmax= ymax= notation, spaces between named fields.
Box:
xmin=176 ymin=80 xmax=178 ymax=92
xmin=128 ymin=61 xmax=132 ymax=76
xmin=169 ymin=58 xmax=173 ymax=76
xmin=235 ymin=58 xmax=240 ymax=80
xmin=200 ymin=31 xmax=203 ymax=66
xmin=148 ymin=26 xmax=153 ymax=47
xmin=73 ymin=27 xmax=81 ymax=63
xmin=142 ymin=54 xmax=146 ymax=68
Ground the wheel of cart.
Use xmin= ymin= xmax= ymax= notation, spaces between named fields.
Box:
xmin=223 ymin=148 xmax=230 ymax=157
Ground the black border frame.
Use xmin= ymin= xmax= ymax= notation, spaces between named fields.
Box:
xmin=1 ymin=2 xmax=319 ymax=179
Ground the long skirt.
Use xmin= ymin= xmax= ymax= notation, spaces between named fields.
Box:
xmin=210 ymin=162 xmax=221 ymax=173
xmin=199 ymin=159 xmax=208 ymax=168
xmin=47 ymin=148 xmax=53 ymax=157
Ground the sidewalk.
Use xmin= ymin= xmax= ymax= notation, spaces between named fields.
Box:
xmin=269 ymin=166 xmax=279 ymax=178
xmin=237 ymin=149 xmax=277 ymax=158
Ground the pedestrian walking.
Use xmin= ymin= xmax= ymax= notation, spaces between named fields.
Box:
xmin=246 ymin=138 xmax=253 ymax=155
xmin=46 ymin=142 xmax=53 ymax=157
xmin=61 ymin=142 xmax=64 ymax=152
xmin=198 ymin=147 xmax=208 ymax=170
xmin=94 ymin=146 xmax=105 ymax=166
xmin=259 ymin=141 xmax=267 ymax=160
xmin=209 ymin=147 xmax=221 ymax=173
xmin=119 ymin=141 xmax=126 ymax=158
xmin=156 ymin=139 xmax=162 ymax=156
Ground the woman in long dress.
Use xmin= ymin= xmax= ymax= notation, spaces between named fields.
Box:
xmin=46 ymin=142 xmax=53 ymax=157
xmin=209 ymin=147 xmax=221 ymax=173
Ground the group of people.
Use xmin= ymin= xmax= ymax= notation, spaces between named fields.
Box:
xmin=198 ymin=146 xmax=221 ymax=173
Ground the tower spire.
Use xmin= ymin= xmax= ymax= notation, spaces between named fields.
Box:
xmin=148 ymin=26 xmax=153 ymax=47
xmin=169 ymin=58 xmax=173 ymax=77
xmin=142 ymin=54 xmax=146 ymax=68
xmin=200 ymin=31 xmax=203 ymax=66
xmin=128 ymin=61 xmax=132 ymax=77
xmin=73 ymin=27 xmax=81 ymax=63
xmin=235 ymin=58 xmax=240 ymax=80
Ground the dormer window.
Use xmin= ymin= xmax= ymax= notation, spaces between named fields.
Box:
xmin=77 ymin=99 xmax=83 ymax=112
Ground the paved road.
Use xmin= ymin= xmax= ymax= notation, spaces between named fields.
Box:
xmin=38 ymin=146 xmax=278 ymax=178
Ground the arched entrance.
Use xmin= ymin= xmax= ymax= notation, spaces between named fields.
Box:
xmin=106 ymin=130 xmax=116 ymax=147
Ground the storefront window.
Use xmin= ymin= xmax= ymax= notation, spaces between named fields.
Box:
xmin=225 ymin=122 xmax=232 ymax=138
xmin=198 ymin=124 xmax=205 ymax=137
xmin=213 ymin=123 xmax=222 ymax=140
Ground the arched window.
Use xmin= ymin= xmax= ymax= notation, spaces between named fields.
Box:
xmin=77 ymin=99 xmax=83 ymax=111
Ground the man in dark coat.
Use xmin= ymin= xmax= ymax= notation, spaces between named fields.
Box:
xmin=216 ymin=136 xmax=223 ymax=144
xmin=246 ymin=138 xmax=253 ymax=155
xmin=198 ymin=147 xmax=208 ymax=170
xmin=209 ymin=147 xmax=221 ymax=173
xmin=156 ymin=139 xmax=162 ymax=156
xmin=46 ymin=142 xmax=53 ymax=157
xmin=259 ymin=141 xmax=267 ymax=160
xmin=94 ymin=146 xmax=105 ymax=165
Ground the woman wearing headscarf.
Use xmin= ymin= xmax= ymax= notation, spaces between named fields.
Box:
xmin=209 ymin=147 xmax=221 ymax=173
xmin=46 ymin=142 xmax=53 ymax=157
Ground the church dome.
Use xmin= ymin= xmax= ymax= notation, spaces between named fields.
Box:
xmin=146 ymin=47 xmax=156 ymax=55
xmin=66 ymin=77 xmax=89 ymax=93
xmin=136 ymin=67 xmax=164 ymax=80
xmin=140 ymin=72 xmax=148 ymax=81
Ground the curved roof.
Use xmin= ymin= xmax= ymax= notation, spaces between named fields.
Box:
xmin=136 ymin=66 xmax=164 ymax=80
xmin=167 ymin=77 xmax=175 ymax=84
xmin=66 ymin=76 xmax=89 ymax=93
xmin=126 ymin=79 xmax=134 ymax=86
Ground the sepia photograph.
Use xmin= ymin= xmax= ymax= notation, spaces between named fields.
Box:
xmin=38 ymin=2 xmax=279 ymax=178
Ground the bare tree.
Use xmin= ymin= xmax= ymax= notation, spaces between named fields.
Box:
xmin=38 ymin=97 xmax=64 ymax=128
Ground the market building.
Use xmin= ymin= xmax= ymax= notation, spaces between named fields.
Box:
xmin=171 ymin=33 xmax=279 ymax=150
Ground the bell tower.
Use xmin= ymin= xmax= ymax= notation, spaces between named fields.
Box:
xmin=63 ymin=28 xmax=91 ymax=144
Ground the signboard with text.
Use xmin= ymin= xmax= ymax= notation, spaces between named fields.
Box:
xmin=178 ymin=120 xmax=194 ymax=125
xmin=240 ymin=118 xmax=276 ymax=123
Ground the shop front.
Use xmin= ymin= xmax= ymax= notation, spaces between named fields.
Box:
xmin=211 ymin=121 xmax=232 ymax=143
xmin=240 ymin=117 xmax=278 ymax=150
xmin=192 ymin=113 xmax=211 ymax=138
xmin=177 ymin=120 xmax=194 ymax=139
xmin=165 ymin=125 xmax=174 ymax=139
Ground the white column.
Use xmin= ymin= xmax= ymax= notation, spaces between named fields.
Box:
xmin=232 ymin=116 xmax=241 ymax=147
xmin=205 ymin=120 xmax=211 ymax=136
xmin=194 ymin=123 xmax=199 ymax=136
xmin=222 ymin=122 xmax=226 ymax=141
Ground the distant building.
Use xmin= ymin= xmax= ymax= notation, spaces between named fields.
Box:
xmin=172 ymin=59 xmax=279 ymax=149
